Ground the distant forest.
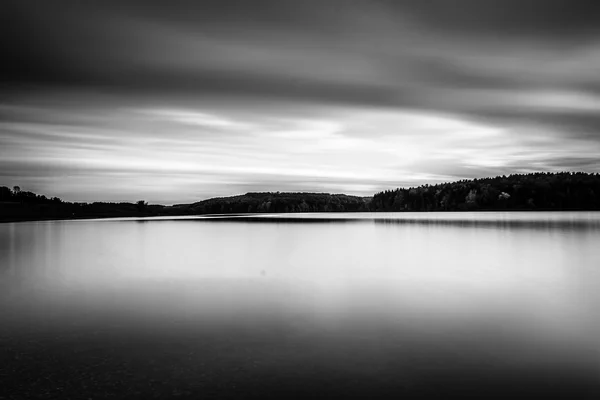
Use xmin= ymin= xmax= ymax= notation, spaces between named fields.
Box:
xmin=0 ymin=186 xmax=169 ymax=222
xmin=0 ymin=187 xmax=369 ymax=222
xmin=2 ymin=172 xmax=600 ymax=221
xmin=371 ymin=172 xmax=600 ymax=211
xmin=184 ymin=192 xmax=370 ymax=214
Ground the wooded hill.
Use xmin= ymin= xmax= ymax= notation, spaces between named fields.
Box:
xmin=181 ymin=192 xmax=370 ymax=214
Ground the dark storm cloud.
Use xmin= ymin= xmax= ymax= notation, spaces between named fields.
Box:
xmin=0 ymin=1 xmax=594 ymax=81
xmin=3 ymin=1 xmax=599 ymax=128
xmin=3 ymin=1 xmax=600 ymax=107
xmin=394 ymin=0 xmax=600 ymax=39
xmin=465 ymin=110 xmax=600 ymax=142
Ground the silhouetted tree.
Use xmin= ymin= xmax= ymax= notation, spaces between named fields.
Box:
xmin=136 ymin=200 xmax=148 ymax=213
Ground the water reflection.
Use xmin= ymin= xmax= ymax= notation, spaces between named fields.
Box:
xmin=223 ymin=211 xmax=600 ymax=231
xmin=1 ymin=213 xmax=600 ymax=398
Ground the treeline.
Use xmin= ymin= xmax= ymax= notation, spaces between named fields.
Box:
xmin=0 ymin=186 xmax=63 ymax=204
xmin=0 ymin=186 xmax=172 ymax=222
xmin=3 ymin=172 xmax=600 ymax=221
xmin=185 ymin=192 xmax=370 ymax=214
xmin=370 ymin=172 xmax=600 ymax=211
xmin=0 ymin=187 xmax=369 ymax=222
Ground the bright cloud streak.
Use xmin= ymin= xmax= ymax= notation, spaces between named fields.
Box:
xmin=2 ymin=98 xmax=599 ymax=204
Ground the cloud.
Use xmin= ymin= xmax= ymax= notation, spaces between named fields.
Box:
xmin=135 ymin=109 xmax=251 ymax=130
xmin=390 ymin=0 xmax=600 ymax=40
xmin=1 ymin=1 xmax=600 ymax=201
xmin=7 ymin=98 xmax=596 ymax=203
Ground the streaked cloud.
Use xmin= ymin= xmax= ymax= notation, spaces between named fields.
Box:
xmin=1 ymin=0 xmax=599 ymax=202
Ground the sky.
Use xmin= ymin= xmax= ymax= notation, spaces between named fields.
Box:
xmin=2 ymin=0 xmax=600 ymax=204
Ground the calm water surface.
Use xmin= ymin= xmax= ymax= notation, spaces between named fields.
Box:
xmin=1 ymin=212 xmax=600 ymax=398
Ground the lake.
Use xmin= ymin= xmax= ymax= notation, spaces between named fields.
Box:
xmin=1 ymin=212 xmax=600 ymax=398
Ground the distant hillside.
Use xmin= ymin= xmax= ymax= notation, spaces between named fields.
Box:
xmin=185 ymin=192 xmax=371 ymax=214
xmin=3 ymin=172 xmax=600 ymax=221
xmin=370 ymin=172 xmax=600 ymax=211
xmin=0 ymin=187 xmax=370 ymax=222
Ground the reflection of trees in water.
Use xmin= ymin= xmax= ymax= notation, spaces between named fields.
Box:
xmin=198 ymin=213 xmax=600 ymax=232
xmin=374 ymin=216 xmax=600 ymax=231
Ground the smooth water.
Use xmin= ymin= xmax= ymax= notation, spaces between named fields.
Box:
xmin=1 ymin=212 xmax=600 ymax=398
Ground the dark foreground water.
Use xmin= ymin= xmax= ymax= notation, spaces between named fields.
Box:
xmin=1 ymin=212 xmax=600 ymax=399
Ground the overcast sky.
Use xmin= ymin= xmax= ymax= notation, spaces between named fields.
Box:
xmin=2 ymin=0 xmax=600 ymax=204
